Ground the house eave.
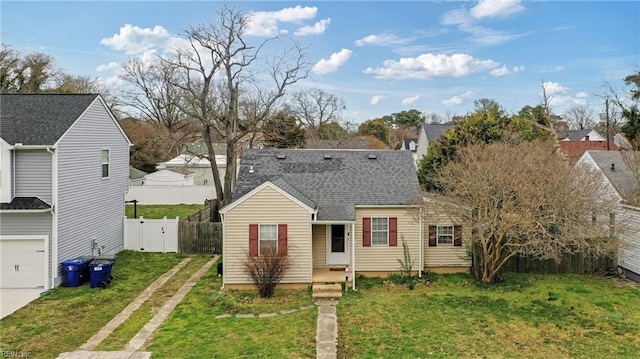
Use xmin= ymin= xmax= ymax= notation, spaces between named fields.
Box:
xmin=0 ymin=208 xmax=53 ymax=214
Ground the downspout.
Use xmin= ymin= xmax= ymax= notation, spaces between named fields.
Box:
xmin=220 ymin=212 xmax=225 ymax=289
xmin=46 ymin=146 xmax=57 ymax=288
xmin=418 ymin=207 xmax=423 ymax=278
xmin=351 ymin=222 xmax=355 ymax=290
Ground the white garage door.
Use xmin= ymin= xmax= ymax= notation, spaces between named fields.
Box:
xmin=0 ymin=238 xmax=46 ymax=288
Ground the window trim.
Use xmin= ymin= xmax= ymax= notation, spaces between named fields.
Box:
xmin=258 ymin=223 xmax=278 ymax=254
xmin=101 ymin=149 xmax=110 ymax=179
xmin=437 ymin=225 xmax=454 ymax=245
xmin=371 ymin=217 xmax=389 ymax=246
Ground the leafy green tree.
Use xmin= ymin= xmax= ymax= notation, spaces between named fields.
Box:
xmin=318 ymin=121 xmax=349 ymax=141
xmin=262 ymin=111 xmax=306 ymax=148
xmin=382 ymin=109 xmax=424 ymax=132
xmin=358 ymin=118 xmax=389 ymax=144
xmin=1 ymin=44 xmax=58 ymax=93
xmin=417 ymin=99 xmax=549 ymax=191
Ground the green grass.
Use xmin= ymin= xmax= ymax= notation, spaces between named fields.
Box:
xmin=146 ymin=266 xmax=317 ymax=358
xmin=0 ymin=251 xmax=187 ymax=358
xmin=125 ymin=204 xmax=204 ymax=219
xmin=95 ymin=255 xmax=212 ymax=351
xmin=338 ymin=273 xmax=640 ymax=359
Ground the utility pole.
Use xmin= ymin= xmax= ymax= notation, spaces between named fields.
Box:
xmin=606 ymin=98 xmax=610 ymax=150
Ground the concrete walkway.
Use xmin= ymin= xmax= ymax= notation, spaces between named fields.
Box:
xmin=315 ymin=299 xmax=339 ymax=359
xmin=58 ymin=256 xmax=218 ymax=359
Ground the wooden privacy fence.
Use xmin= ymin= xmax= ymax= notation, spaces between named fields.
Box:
xmin=178 ymin=221 xmax=222 ymax=255
xmin=503 ymin=252 xmax=616 ymax=274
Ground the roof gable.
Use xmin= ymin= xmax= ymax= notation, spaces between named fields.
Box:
xmin=232 ymin=149 xmax=421 ymax=221
xmin=423 ymin=124 xmax=455 ymax=142
xmin=585 ymin=150 xmax=638 ymax=200
xmin=220 ymin=180 xmax=315 ymax=215
xmin=0 ymin=94 xmax=100 ymax=145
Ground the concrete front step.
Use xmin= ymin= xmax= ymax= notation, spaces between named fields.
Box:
xmin=312 ymin=284 xmax=342 ymax=299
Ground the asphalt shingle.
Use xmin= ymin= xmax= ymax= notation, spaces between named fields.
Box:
xmin=0 ymin=197 xmax=51 ymax=210
xmin=0 ymin=94 xmax=99 ymax=145
xmin=232 ymin=149 xmax=421 ymax=221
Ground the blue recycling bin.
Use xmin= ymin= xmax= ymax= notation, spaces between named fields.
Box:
xmin=61 ymin=258 xmax=91 ymax=287
xmin=89 ymin=259 xmax=115 ymax=288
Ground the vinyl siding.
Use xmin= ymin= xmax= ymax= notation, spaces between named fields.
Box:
xmin=423 ymin=203 xmax=470 ymax=268
xmin=0 ymin=213 xmax=53 ymax=284
xmin=312 ymin=224 xmax=327 ymax=269
xmin=354 ymin=207 xmax=420 ymax=272
xmin=15 ymin=150 xmax=52 ymax=204
xmin=223 ymin=186 xmax=312 ymax=284
xmin=415 ymin=126 xmax=429 ymax=165
xmin=56 ymin=99 xmax=129 ymax=262
xmin=618 ymin=205 xmax=640 ymax=280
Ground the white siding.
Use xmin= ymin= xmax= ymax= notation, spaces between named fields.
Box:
xmin=56 ymin=99 xmax=129 ymax=263
xmin=618 ymin=205 xmax=640 ymax=280
xmin=354 ymin=207 xmax=420 ymax=272
xmin=415 ymin=126 xmax=428 ymax=167
xmin=223 ymin=186 xmax=312 ymax=284
xmin=15 ymin=150 xmax=52 ymax=204
xmin=0 ymin=139 xmax=12 ymax=203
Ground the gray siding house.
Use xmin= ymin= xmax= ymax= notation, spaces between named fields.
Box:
xmin=415 ymin=123 xmax=455 ymax=167
xmin=0 ymin=94 xmax=131 ymax=289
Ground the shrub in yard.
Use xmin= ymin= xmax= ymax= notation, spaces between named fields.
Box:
xmin=388 ymin=234 xmax=418 ymax=289
xmin=243 ymin=246 xmax=291 ymax=298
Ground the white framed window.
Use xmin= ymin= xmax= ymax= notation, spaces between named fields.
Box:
xmin=102 ymin=149 xmax=110 ymax=178
xmin=371 ymin=217 xmax=388 ymax=246
xmin=437 ymin=225 xmax=454 ymax=245
xmin=259 ymin=224 xmax=278 ymax=253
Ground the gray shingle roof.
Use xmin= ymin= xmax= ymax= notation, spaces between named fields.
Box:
xmin=232 ymin=149 xmax=421 ymax=221
xmin=423 ymin=124 xmax=455 ymax=142
xmin=0 ymin=197 xmax=51 ymax=210
xmin=565 ymin=129 xmax=592 ymax=141
xmin=129 ymin=166 xmax=148 ymax=180
xmin=587 ymin=150 xmax=638 ymax=200
xmin=0 ymin=94 xmax=99 ymax=145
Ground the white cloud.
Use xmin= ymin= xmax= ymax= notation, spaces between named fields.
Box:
xmin=441 ymin=90 xmax=474 ymax=106
xmin=490 ymin=65 xmax=511 ymax=77
xmin=96 ymin=62 xmax=120 ymax=72
xmin=576 ymin=91 xmax=589 ymax=99
xmin=294 ymin=18 xmax=331 ymax=36
xmin=100 ymin=24 xmax=172 ymax=55
xmin=370 ymin=95 xmax=385 ymax=105
xmin=312 ymin=48 xmax=352 ymax=75
xmin=513 ymin=65 xmax=525 ymax=72
xmin=541 ymin=82 xmax=590 ymax=109
xmin=402 ymin=95 xmax=420 ymax=106
xmin=471 ymin=0 xmax=525 ymax=19
xmin=363 ymin=53 xmax=499 ymax=80
xmin=354 ymin=34 xmax=409 ymax=47
xmin=555 ymin=66 xmax=564 ymax=71
xmin=442 ymin=95 xmax=464 ymax=106
xmin=246 ymin=6 xmax=318 ymax=37
xmin=543 ymin=81 xmax=569 ymax=96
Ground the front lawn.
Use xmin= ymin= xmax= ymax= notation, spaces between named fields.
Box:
xmin=146 ymin=269 xmax=317 ymax=358
xmin=125 ymin=204 xmax=204 ymax=219
xmin=0 ymin=251 xmax=187 ymax=358
xmin=339 ymin=273 xmax=640 ymax=358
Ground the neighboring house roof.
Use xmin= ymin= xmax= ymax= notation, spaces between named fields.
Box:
xmin=129 ymin=166 xmax=148 ymax=180
xmin=402 ymin=137 xmax=418 ymax=152
xmin=586 ymin=150 xmax=638 ymax=201
xmin=0 ymin=94 xmax=100 ymax=145
xmin=0 ymin=197 xmax=51 ymax=210
xmin=560 ymin=141 xmax=618 ymax=161
xmin=163 ymin=153 xmax=227 ymax=168
xmin=230 ymin=149 xmax=421 ymax=221
xmin=561 ymin=129 xmax=605 ymax=141
xmin=167 ymin=167 xmax=195 ymax=176
xmin=614 ymin=133 xmax=633 ymax=150
xmin=423 ymin=124 xmax=455 ymax=142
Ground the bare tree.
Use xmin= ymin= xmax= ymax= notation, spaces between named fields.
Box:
xmin=1 ymin=44 xmax=59 ymax=93
xmin=437 ymin=141 xmax=619 ymax=284
xmin=564 ymin=105 xmax=596 ymax=130
xmin=120 ymin=58 xmax=189 ymax=132
xmin=165 ymin=5 xmax=308 ymax=210
xmin=289 ymin=88 xmax=344 ymax=139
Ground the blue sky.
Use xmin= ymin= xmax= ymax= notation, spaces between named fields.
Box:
xmin=1 ymin=1 xmax=638 ymax=123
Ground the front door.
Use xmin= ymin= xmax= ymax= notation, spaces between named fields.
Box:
xmin=326 ymin=224 xmax=348 ymax=265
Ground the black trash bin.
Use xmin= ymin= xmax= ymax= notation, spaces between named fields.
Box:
xmin=217 ymin=262 xmax=223 ymax=277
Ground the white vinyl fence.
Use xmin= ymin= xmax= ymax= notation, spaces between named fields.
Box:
xmin=617 ymin=205 xmax=640 ymax=282
xmin=125 ymin=186 xmax=216 ymax=205
xmin=124 ymin=217 xmax=179 ymax=253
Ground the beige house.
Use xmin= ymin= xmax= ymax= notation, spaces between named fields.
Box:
xmin=220 ymin=149 xmax=469 ymax=290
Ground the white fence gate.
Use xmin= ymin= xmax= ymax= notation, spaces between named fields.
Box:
xmin=124 ymin=217 xmax=179 ymax=253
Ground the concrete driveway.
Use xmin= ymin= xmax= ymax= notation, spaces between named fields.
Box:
xmin=0 ymin=288 xmax=43 ymax=319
